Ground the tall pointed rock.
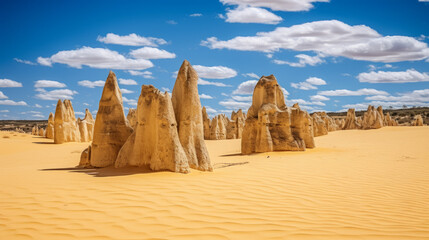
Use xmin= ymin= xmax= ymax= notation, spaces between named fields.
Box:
xmin=54 ymin=99 xmax=80 ymax=144
xmin=46 ymin=112 xmax=54 ymax=139
xmin=90 ymin=71 xmax=133 ymax=167
xmin=171 ymin=60 xmax=212 ymax=171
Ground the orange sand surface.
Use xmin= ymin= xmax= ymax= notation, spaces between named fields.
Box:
xmin=0 ymin=127 xmax=428 ymax=240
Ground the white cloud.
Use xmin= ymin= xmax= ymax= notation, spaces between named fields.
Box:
xmin=368 ymin=64 xmax=394 ymax=71
xmin=35 ymin=104 xmax=42 ymax=108
xmin=231 ymin=95 xmax=252 ymax=101
xmin=0 ymin=91 xmax=7 ymax=99
xmin=273 ymin=54 xmax=324 ymax=67
xmin=123 ymin=97 xmax=138 ymax=106
xmin=32 ymin=114 xmax=45 ymax=118
xmin=365 ymin=89 xmax=429 ymax=103
xmin=318 ymin=88 xmax=389 ymax=96
xmin=204 ymin=106 xmax=218 ymax=114
xmin=75 ymin=112 xmax=85 ymax=116
xmin=190 ymin=13 xmax=203 ymax=17
xmin=0 ymin=100 xmax=27 ymax=106
xmin=35 ymin=88 xmax=78 ymax=100
xmin=161 ymin=87 xmax=171 ymax=93
xmin=200 ymin=94 xmax=213 ymax=99
xmin=286 ymin=98 xmax=325 ymax=106
xmin=193 ymin=65 xmax=237 ymax=79
xmin=119 ymin=78 xmax=138 ymax=85
xmin=130 ymin=47 xmax=176 ymax=59
xmin=0 ymin=110 xmax=9 ymax=112
xmin=14 ymin=58 xmax=36 ymax=65
xmin=198 ymin=78 xmax=232 ymax=87
xmin=120 ymin=88 xmax=134 ymax=94
xmin=97 ymin=33 xmax=166 ymax=46
xmin=127 ymin=70 xmax=154 ymax=79
xmin=38 ymin=47 xmax=153 ymax=70
xmin=78 ymin=80 xmax=105 ymax=88
xmin=291 ymin=77 xmax=326 ymax=90
xmin=34 ymin=80 xmax=66 ymax=88
xmin=310 ymin=95 xmax=330 ymax=101
xmin=220 ymin=0 xmax=329 ymax=12
xmin=83 ymin=103 xmax=90 ymax=106
xmin=167 ymin=20 xmax=178 ymax=25
xmin=0 ymin=79 xmax=23 ymax=87
xmin=225 ymin=6 xmax=282 ymax=25
xmin=219 ymin=99 xmax=252 ymax=109
xmin=232 ymin=80 xmax=258 ymax=95
xmin=358 ymin=69 xmax=429 ymax=83
xmin=202 ymin=20 xmax=429 ymax=63
xmin=242 ymin=73 xmax=259 ymax=78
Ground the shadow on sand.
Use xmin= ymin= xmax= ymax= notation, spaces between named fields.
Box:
xmin=32 ymin=142 xmax=56 ymax=144
xmin=40 ymin=165 xmax=163 ymax=177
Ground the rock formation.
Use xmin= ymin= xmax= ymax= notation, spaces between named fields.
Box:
xmin=312 ymin=112 xmax=328 ymax=137
xmin=54 ymin=99 xmax=80 ymax=144
xmin=89 ymin=71 xmax=133 ymax=167
xmin=127 ymin=108 xmax=137 ymax=129
xmin=115 ymin=85 xmax=190 ymax=173
xmin=319 ymin=112 xmax=338 ymax=131
xmin=343 ymin=108 xmax=361 ymax=130
xmin=361 ymin=105 xmax=383 ymax=129
xmin=335 ymin=118 xmax=345 ymax=129
xmin=46 ymin=113 xmax=54 ymax=139
xmin=209 ymin=114 xmax=227 ymax=140
xmin=231 ymin=109 xmax=246 ymax=138
xmin=78 ymin=109 xmax=95 ymax=142
xmin=78 ymin=145 xmax=91 ymax=168
xmin=384 ymin=113 xmax=398 ymax=126
xmin=226 ymin=117 xmax=237 ymax=139
xmin=171 ymin=60 xmax=212 ymax=171
xmin=241 ymin=75 xmax=315 ymax=154
xmin=412 ymin=115 xmax=424 ymax=126
xmin=32 ymin=125 xmax=39 ymax=135
xmin=202 ymin=107 xmax=211 ymax=140
xmin=377 ymin=106 xmax=385 ymax=124
xmin=38 ymin=128 xmax=45 ymax=137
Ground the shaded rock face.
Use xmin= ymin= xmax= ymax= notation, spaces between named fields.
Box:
xmin=413 ymin=115 xmax=424 ymax=126
xmin=230 ymin=109 xmax=246 ymax=139
xmin=46 ymin=113 xmax=54 ymax=139
xmin=241 ymin=75 xmax=315 ymax=154
xmin=320 ymin=112 xmax=338 ymax=131
xmin=202 ymin=107 xmax=211 ymax=140
xmin=312 ymin=113 xmax=328 ymax=137
xmin=78 ymin=145 xmax=91 ymax=168
xmin=384 ymin=113 xmax=398 ymax=126
xmin=171 ymin=60 xmax=212 ymax=171
xmin=54 ymin=99 xmax=80 ymax=144
xmin=335 ymin=118 xmax=345 ymax=129
xmin=362 ymin=105 xmax=383 ymax=129
xmin=115 ymin=85 xmax=190 ymax=173
xmin=210 ymin=115 xmax=227 ymax=140
xmin=343 ymin=108 xmax=361 ymax=130
xmin=38 ymin=128 xmax=45 ymax=137
xmin=78 ymin=109 xmax=95 ymax=142
xmin=90 ymin=71 xmax=133 ymax=167
xmin=127 ymin=108 xmax=137 ymax=129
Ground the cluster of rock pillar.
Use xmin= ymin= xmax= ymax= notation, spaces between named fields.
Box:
xmin=342 ymin=105 xmax=399 ymax=130
xmin=79 ymin=60 xmax=212 ymax=173
xmin=202 ymin=108 xmax=246 ymax=140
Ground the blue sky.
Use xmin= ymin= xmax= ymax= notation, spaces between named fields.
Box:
xmin=0 ymin=0 xmax=428 ymax=119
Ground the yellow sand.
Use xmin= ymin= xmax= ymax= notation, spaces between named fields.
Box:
xmin=0 ymin=127 xmax=428 ymax=240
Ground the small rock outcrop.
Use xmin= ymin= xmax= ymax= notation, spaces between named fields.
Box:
xmin=241 ymin=75 xmax=315 ymax=154
xmin=343 ymin=108 xmax=361 ymax=130
xmin=54 ymin=99 xmax=80 ymax=144
xmin=89 ymin=71 xmax=133 ymax=167
xmin=312 ymin=112 xmax=328 ymax=137
xmin=202 ymin=107 xmax=211 ymax=140
xmin=78 ymin=145 xmax=91 ymax=168
xmin=46 ymin=113 xmax=54 ymax=139
xmin=412 ymin=115 xmax=424 ymax=126
xmin=384 ymin=113 xmax=398 ymax=126
xmin=115 ymin=85 xmax=190 ymax=173
xmin=78 ymin=109 xmax=95 ymax=142
xmin=362 ymin=105 xmax=383 ymax=129
xmin=127 ymin=108 xmax=137 ymax=129
xmin=32 ymin=125 xmax=39 ymax=135
xmin=171 ymin=60 xmax=212 ymax=171
xmin=210 ymin=114 xmax=227 ymax=140
xmin=38 ymin=128 xmax=45 ymax=137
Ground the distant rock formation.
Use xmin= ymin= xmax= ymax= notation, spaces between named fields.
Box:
xmin=210 ymin=114 xmax=227 ymax=140
xmin=343 ymin=108 xmax=361 ymax=130
xmin=319 ymin=112 xmax=338 ymax=131
xmin=126 ymin=108 xmax=137 ymax=129
xmin=54 ymin=99 xmax=80 ymax=144
xmin=32 ymin=125 xmax=39 ymax=135
xmin=412 ymin=115 xmax=424 ymax=126
xmin=362 ymin=105 xmax=383 ymax=129
xmin=384 ymin=113 xmax=398 ymax=126
xmin=46 ymin=113 xmax=54 ymax=139
xmin=115 ymin=85 xmax=190 ymax=173
xmin=171 ymin=60 xmax=212 ymax=171
xmin=38 ymin=128 xmax=45 ymax=137
xmin=241 ymin=75 xmax=315 ymax=154
xmin=202 ymin=107 xmax=211 ymax=140
xmin=312 ymin=112 xmax=328 ymax=137
xmin=89 ymin=71 xmax=133 ymax=167
xmin=231 ymin=109 xmax=246 ymax=139
xmin=335 ymin=118 xmax=345 ymax=129
xmin=78 ymin=109 xmax=95 ymax=142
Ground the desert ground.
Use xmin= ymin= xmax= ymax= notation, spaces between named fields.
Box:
xmin=0 ymin=127 xmax=428 ymax=240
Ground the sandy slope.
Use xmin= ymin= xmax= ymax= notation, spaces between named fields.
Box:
xmin=0 ymin=127 xmax=428 ymax=240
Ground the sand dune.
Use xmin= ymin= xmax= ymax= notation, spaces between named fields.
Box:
xmin=0 ymin=127 xmax=428 ymax=239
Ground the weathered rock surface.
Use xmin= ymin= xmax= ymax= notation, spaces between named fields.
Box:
xmin=312 ymin=112 xmax=328 ymax=137
xmin=241 ymin=75 xmax=315 ymax=154
xmin=231 ymin=109 xmax=246 ymax=139
xmin=202 ymin=107 xmax=211 ymax=140
xmin=343 ymin=108 xmax=361 ymax=130
xmin=38 ymin=128 xmax=45 ymax=137
xmin=46 ymin=113 xmax=54 ymax=139
xmin=171 ymin=60 xmax=212 ymax=171
xmin=362 ymin=105 xmax=383 ymax=129
xmin=90 ymin=71 xmax=133 ymax=167
xmin=412 ymin=115 xmax=424 ymax=126
xmin=78 ymin=145 xmax=91 ymax=168
xmin=127 ymin=108 xmax=137 ymax=129
xmin=210 ymin=114 xmax=227 ymax=140
xmin=384 ymin=113 xmax=398 ymax=126
xmin=78 ymin=109 xmax=95 ymax=142
xmin=32 ymin=126 xmax=39 ymax=135
xmin=54 ymin=99 xmax=80 ymax=144
xmin=115 ymin=86 xmax=190 ymax=173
